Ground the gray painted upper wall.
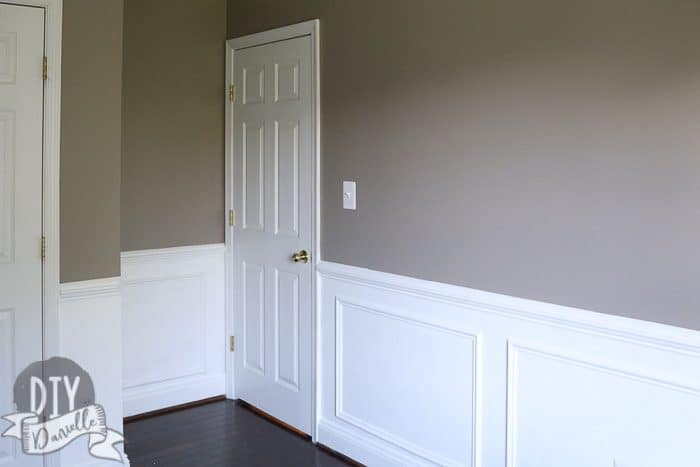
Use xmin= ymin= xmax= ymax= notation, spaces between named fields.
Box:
xmin=61 ymin=0 xmax=123 ymax=283
xmin=121 ymin=0 xmax=227 ymax=252
xmin=61 ymin=0 xmax=225 ymax=280
xmin=229 ymin=0 xmax=700 ymax=330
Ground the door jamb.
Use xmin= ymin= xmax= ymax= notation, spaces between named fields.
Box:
xmin=2 ymin=1 xmax=62 ymax=466
xmin=224 ymin=19 xmax=321 ymax=440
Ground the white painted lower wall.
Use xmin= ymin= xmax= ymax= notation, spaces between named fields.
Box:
xmin=57 ymin=277 xmax=129 ymax=467
xmin=317 ymin=261 xmax=700 ymax=467
xmin=67 ymin=251 xmax=698 ymax=466
xmin=121 ymin=244 xmax=226 ymax=417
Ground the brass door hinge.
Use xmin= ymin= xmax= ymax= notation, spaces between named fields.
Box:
xmin=230 ymin=336 xmax=235 ymax=352
xmin=41 ymin=236 xmax=46 ymax=260
xmin=229 ymin=209 xmax=235 ymax=227
xmin=42 ymin=56 xmax=47 ymax=81
xmin=229 ymin=84 xmax=236 ymax=102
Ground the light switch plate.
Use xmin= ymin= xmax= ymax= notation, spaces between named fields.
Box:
xmin=343 ymin=181 xmax=357 ymax=210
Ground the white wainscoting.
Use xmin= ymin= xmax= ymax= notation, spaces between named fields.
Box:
xmin=58 ymin=277 xmax=129 ymax=467
xmin=121 ymin=244 xmax=226 ymax=417
xmin=318 ymin=262 xmax=700 ymax=467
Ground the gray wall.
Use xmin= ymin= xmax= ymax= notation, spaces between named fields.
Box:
xmin=229 ymin=0 xmax=700 ymax=330
xmin=121 ymin=0 xmax=227 ymax=252
xmin=60 ymin=0 xmax=123 ymax=283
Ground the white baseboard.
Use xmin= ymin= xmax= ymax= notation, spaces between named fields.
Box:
xmin=318 ymin=419 xmax=426 ymax=467
xmin=121 ymin=243 xmax=226 ymax=417
xmin=317 ymin=261 xmax=700 ymax=467
xmin=123 ymin=373 xmax=225 ymax=417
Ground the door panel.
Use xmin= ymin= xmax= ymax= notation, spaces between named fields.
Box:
xmin=274 ymin=269 xmax=299 ymax=390
xmin=233 ymin=35 xmax=313 ymax=434
xmin=274 ymin=120 xmax=299 ymax=237
xmin=0 ymin=4 xmax=44 ymax=466
xmin=242 ymin=122 xmax=264 ymax=231
xmin=243 ymin=261 xmax=265 ymax=374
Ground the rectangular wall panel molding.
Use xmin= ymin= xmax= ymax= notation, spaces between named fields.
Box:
xmin=317 ymin=261 xmax=700 ymax=467
xmin=121 ymin=244 xmax=226 ymax=416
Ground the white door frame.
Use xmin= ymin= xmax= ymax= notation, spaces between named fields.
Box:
xmin=1 ymin=1 xmax=61 ymax=466
xmin=224 ymin=19 xmax=321 ymax=440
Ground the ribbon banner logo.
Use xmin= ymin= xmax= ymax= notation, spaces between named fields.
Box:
xmin=1 ymin=357 xmax=124 ymax=463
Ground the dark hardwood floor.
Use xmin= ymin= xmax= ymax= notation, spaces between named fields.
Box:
xmin=124 ymin=400 xmax=353 ymax=467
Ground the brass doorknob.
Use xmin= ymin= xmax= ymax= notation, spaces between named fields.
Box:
xmin=292 ymin=250 xmax=310 ymax=263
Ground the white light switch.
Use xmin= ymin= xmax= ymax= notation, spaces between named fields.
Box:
xmin=343 ymin=181 xmax=357 ymax=210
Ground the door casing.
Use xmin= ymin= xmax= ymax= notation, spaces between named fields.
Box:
xmin=224 ymin=19 xmax=321 ymax=441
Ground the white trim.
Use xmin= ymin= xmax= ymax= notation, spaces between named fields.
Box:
xmin=224 ymin=19 xmax=321 ymax=440
xmin=311 ymin=19 xmax=321 ymax=443
xmin=317 ymin=419 xmax=419 ymax=467
xmin=226 ymin=21 xmax=318 ymax=51
xmin=59 ymin=277 xmax=120 ymax=301
xmin=224 ymin=26 xmax=234 ymax=403
xmin=504 ymin=339 xmax=700 ymax=467
xmin=317 ymin=261 xmax=700 ymax=352
xmin=123 ymin=374 xmax=226 ymax=418
xmin=334 ymin=298 xmax=482 ymax=467
xmin=121 ymin=243 xmax=225 ymax=262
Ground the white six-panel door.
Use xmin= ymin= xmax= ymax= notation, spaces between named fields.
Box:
xmin=232 ymin=35 xmax=313 ymax=434
xmin=0 ymin=4 xmax=44 ymax=467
